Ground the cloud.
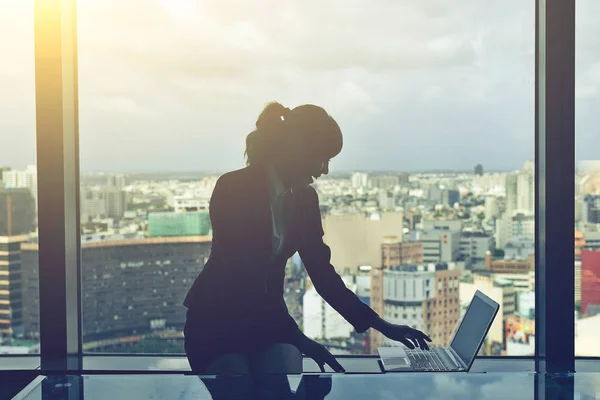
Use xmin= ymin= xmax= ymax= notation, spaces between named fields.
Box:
xmin=6 ymin=0 xmax=600 ymax=173
xmin=77 ymin=0 xmax=481 ymax=82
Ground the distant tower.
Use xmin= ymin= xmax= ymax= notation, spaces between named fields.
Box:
xmin=475 ymin=164 xmax=484 ymax=176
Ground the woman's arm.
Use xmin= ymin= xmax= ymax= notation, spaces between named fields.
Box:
xmin=297 ymin=187 xmax=431 ymax=350
xmin=298 ymin=187 xmax=431 ymax=349
xmin=297 ymin=186 xmax=379 ymax=333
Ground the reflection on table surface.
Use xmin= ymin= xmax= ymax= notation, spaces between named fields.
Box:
xmin=14 ymin=372 xmax=600 ymax=400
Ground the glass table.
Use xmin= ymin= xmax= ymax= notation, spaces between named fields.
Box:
xmin=12 ymin=372 xmax=600 ymax=400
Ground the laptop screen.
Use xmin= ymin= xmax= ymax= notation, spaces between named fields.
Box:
xmin=450 ymin=291 xmax=499 ymax=367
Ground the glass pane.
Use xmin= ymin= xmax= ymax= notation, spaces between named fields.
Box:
xmin=15 ymin=373 xmax=536 ymax=400
xmin=575 ymin=0 xmax=600 ymax=357
xmin=77 ymin=0 xmax=534 ymax=356
xmin=0 ymin=1 xmax=40 ymax=357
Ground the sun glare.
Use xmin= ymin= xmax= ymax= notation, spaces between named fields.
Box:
xmin=156 ymin=0 xmax=196 ymax=19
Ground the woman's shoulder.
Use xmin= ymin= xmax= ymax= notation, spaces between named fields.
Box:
xmin=217 ymin=165 xmax=265 ymax=186
xmin=296 ymin=184 xmax=320 ymax=206
xmin=211 ymin=166 xmax=268 ymax=205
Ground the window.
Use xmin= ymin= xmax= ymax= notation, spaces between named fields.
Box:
xmin=70 ymin=0 xmax=536 ymax=357
xmin=575 ymin=0 xmax=600 ymax=357
xmin=0 ymin=0 xmax=40 ymax=360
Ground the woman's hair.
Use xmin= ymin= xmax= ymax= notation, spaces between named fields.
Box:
xmin=244 ymin=102 xmax=343 ymax=166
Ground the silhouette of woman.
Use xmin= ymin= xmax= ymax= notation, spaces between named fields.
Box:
xmin=183 ymin=102 xmax=431 ymax=376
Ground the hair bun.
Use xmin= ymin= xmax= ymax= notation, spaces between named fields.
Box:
xmin=256 ymin=102 xmax=289 ymax=130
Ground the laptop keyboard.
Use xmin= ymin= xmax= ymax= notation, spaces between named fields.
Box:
xmin=405 ymin=348 xmax=455 ymax=371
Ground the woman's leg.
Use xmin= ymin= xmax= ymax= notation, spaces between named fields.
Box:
xmin=249 ymin=343 xmax=303 ymax=374
xmin=249 ymin=343 xmax=302 ymax=399
xmin=198 ymin=353 xmax=254 ymax=400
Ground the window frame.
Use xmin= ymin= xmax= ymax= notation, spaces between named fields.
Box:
xmin=1 ymin=0 xmax=592 ymax=373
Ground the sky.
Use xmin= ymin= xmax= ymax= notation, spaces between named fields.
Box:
xmin=0 ymin=0 xmax=599 ymax=173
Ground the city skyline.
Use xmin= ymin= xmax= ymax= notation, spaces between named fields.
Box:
xmin=2 ymin=154 xmax=600 ymax=356
xmin=2 ymin=1 xmax=600 ymax=172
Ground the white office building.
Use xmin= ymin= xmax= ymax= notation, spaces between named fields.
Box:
xmin=495 ymin=212 xmax=535 ymax=249
xmin=505 ymin=162 xmax=535 ymax=215
xmin=81 ymin=186 xmax=127 ymax=221
xmin=303 ymin=277 xmax=355 ymax=340
xmin=2 ymin=166 xmax=38 ymax=208
xmin=351 ymin=172 xmax=369 ymax=189
xmin=460 ymin=232 xmax=495 ymax=270
xmin=414 ymin=229 xmax=461 ymax=264
xmin=484 ymin=196 xmax=499 ymax=220
xmin=171 ymin=196 xmax=209 ymax=213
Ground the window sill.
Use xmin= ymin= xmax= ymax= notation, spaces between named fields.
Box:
xmin=4 ymin=355 xmax=598 ymax=373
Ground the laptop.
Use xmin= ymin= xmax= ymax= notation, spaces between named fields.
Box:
xmin=377 ymin=290 xmax=499 ymax=372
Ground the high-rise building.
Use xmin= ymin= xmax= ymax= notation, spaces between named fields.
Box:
xmin=107 ymin=174 xmax=127 ymax=189
xmin=322 ymin=211 xmax=404 ymax=274
xmin=20 ymin=236 xmax=212 ymax=345
xmin=105 ymin=187 xmax=127 ymax=219
xmin=428 ymin=185 xmax=443 ymax=205
xmin=351 ymin=173 xmax=369 ymax=189
xmin=378 ymin=191 xmax=395 ymax=210
xmin=460 ymin=232 xmax=495 ymax=270
xmin=81 ymin=187 xmax=107 ymax=222
xmin=371 ymin=263 xmax=460 ymax=350
xmin=505 ymin=162 xmax=534 ymax=215
xmin=442 ymin=189 xmax=460 ymax=207
xmin=1 ymin=167 xmax=37 ymax=210
xmin=516 ymin=291 xmax=535 ymax=319
xmin=0 ymin=188 xmax=35 ymax=236
xmin=427 ymin=186 xmax=459 ymax=207
xmin=398 ymin=173 xmax=410 ymax=186
xmin=413 ymin=229 xmax=461 ymax=264
xmin=583 ymin=195 xmax=600 ymax=224
xmin=581 ymin=249 xmax=600 ymax=316
xmin=81 ymin=186 xmax=127 ymax=221
xmin=495 ymin=212 xmax=535 ymax=249
xmin=516 ymin=172 xmax=534 ymax=214
xmin=505 ymin=173 xmax=519 ymax=213
xmin=474 ymin=164 xmax=484 ymax=176
xmin=484 ymin=197 xmax=499 ymax=220
xmin=369 ymin=175 xmax=400 ymax=190
xmin=0 ymin=189 xmax=35 ymax=339
xmin=0 ymin=235 xmax=29 ymax=338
